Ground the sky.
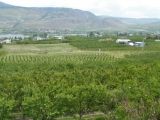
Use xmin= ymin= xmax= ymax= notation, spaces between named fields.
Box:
xmin=0 ymin=0 xmax=160 ymax=18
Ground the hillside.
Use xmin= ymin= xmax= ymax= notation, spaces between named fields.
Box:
xmin=0 ymin=2 xmax=160 ymax=33
xmin=0 ymin=2 xmax=125 ymax=33
xmin=0 ymin=2 xmax=14 ymax=8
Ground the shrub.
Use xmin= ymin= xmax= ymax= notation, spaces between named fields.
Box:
xmin=0 ymin=43 xmax=2 ymax=48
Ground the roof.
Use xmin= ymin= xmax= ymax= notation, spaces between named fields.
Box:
xmin=135 ymin=42 xmax=144 ymax=44
xmin=116 ymin=39 xmax=131 ymax=41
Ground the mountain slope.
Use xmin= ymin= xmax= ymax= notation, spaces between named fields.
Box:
xmin=0 ymin=2 xmax=160 ymax=33
xmin=0 ymin=2 xmax=14 ymax=8
xmin=0 ymin=2 xmax=126 ymax=32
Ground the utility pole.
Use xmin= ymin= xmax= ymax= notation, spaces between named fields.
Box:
xmin=142 ymin=37 xmax=146 ymax=51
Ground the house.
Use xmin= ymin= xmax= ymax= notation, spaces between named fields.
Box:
xmin=54 ymin=36 xmax=64 ymax=40
xmin=134 ymin=42 xmax=145 ymax=47
xmin=0 ymin=34 xmax=27 ymax=40
xmin=34 ymin=36 xmax=46 ymax=41
xmin=155 ymin=40 xmax=160 ymax=42
xmin=128 ymin=42 xmax=135 ymax=46
xmin=88 ymin=32 xmax=102 ymax=37
xmin=116 ymin=39 xmax=131 ymax=44
xmin=0 ymin=38 xmax=11 ymax=44
xmin=129 ymin=34 xmax=133 ymax=37
xmin=116 ymin=39 xmax=145 ymax=47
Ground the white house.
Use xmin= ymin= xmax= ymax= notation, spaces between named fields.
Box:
xmin=0 ymin=34 xmax=28 ymax=40
xmin=35 ymin=36 xmax=46 ymax=41
xmin=134 ymin=42 xmax=145 ymax=47
xmin=0 ymin=39 xmax=11 ymax=44
xmin=54 ymin=36 xmax=64 ymax=40
xmin=128 ymin=42 xmax=135 ymax=46
xmin=116 ymin=39 xmax=145 ymax=47
xmin=155 ymin=40 xmax=160 ymax=42
xmin=116 ymin=39 xmax=131 ymax=44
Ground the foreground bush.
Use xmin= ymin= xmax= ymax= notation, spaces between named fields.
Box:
xmin=0 ymin=44 xmax=2 ymax=48
xmin=0 ymin=52 xmax=160 ymax=119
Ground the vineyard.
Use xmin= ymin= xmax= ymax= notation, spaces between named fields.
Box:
xmin=0 ymin=39 xmax=160 ymax=120
xmin=0 ymin=54 xmax=116 ymax=64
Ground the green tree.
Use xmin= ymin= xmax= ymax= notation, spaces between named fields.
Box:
xmin=0 ymin=43 xmax=2 ymax=48
xmin=0 ymin=97 xmax=15 ymax=120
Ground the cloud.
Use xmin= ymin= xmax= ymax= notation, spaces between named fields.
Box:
xmin=1 ymin=0 xmax=160 ymax=18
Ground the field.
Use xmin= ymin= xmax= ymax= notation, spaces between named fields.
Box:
xmin=0 ymin=36 xmax=160 ymax=120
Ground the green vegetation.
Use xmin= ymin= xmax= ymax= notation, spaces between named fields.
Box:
xmin=0 ymin=36 xmax=160 ymax=120
xmin=14 ymin=36 xmax=160 ymax=51
xmin=66 ymin=36 xmax=160 ymax=51
xmin=0 ymin=44 xmax=6 ymax=56
xmin=0 ymin=43 xmax=2 ymax=48
xmin=15 ymin=38 xmax=66 ymax=44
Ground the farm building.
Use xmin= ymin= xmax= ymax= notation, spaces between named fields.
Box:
xmin=34 ymin=36 xmax=46 ymax=41
xmin=116 ymin=39 xmax=145 ymax=47
xmin=134 ymin=42 xmax=145 ymax=47
xmin=155 ymin=40 xmax=160 ymax=42
xmin=54 ymin=36 xmax=64 ymax=40
xmin=0 ymin=38 xmax=11 ymax=44
xmin=116 ymin=39 xmax=131 ymax=44
xmin=128 ymin=42 xmax=135 ymax=46
xmin=0 ymin=34 xmax=28 ymax=40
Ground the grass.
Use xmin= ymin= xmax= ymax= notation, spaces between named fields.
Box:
xmin=15 ymin=38 xmax=65 ymax=44
xmin=2 ymin=43 xmax=79 ymax=55
xmin=67 ymin=36 xmax=160 ymax=52
xmin=1 ymin=43 xmax=146 ymax=60
xmin=0 ymin=50 xmax=7 ymax=56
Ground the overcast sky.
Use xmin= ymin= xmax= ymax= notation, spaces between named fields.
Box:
xmin=1 ymin=0 xmax=160 ymax=18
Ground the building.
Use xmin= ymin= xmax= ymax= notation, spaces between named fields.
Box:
xmin=54 ymin=36 xmax=64 ymax=40
xmin=0 ymin=34 xmax=28 ymax=40
xmin=0 ymin=38 xmax=11 ymax=44
xmin=155 ymin=40 xmax=160 ymax=42
xmin=116 ymin=39 xmax=145 ymax=47
xmin=34 ymin=36 xmax=46 ymax=41
xmin=134 ymin=42 xmax=145 ymax=47
xmin=88 ymin=32 xmax=102 ymax=37
xmin=116 ymin=39 xmax=131 ymax=44
xmin=128 ymin=42 xmax=135 ymax=46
